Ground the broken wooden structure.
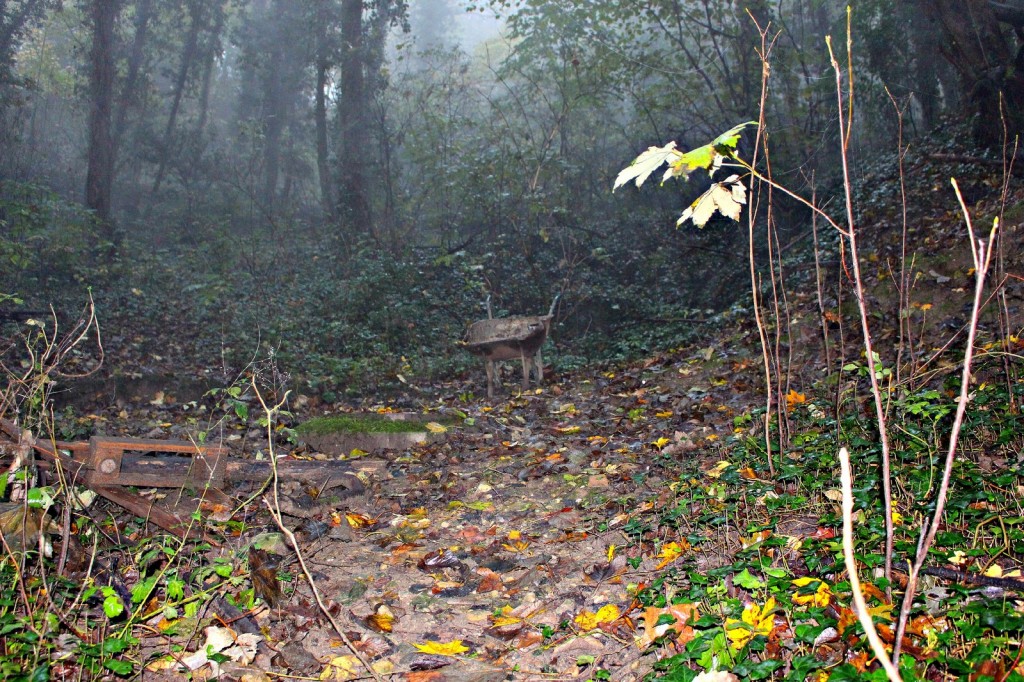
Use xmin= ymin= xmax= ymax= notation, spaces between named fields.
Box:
xmin=0 ymin=418 xmax=363 ymax=539
xmin=464 ymin=296 xmax=558 ymax=399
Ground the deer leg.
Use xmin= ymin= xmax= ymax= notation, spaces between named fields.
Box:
xmin=485 ymin=359 xmax=496 ymax=399
xmin=520 ymin=352 xmax=530 ymax=391
xmin=535 ymin=350 xmax=544 ymax=383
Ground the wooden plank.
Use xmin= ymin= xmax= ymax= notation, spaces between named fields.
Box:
xmin=91 ymin=485 xmax=202 ymax=539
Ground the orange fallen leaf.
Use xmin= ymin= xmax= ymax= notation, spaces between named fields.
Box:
xmin=344 ymin=512 xmax=374 ymax=528
xmin=654 ymin=541 xmax=688 ymax=569
xmin=637 ymin=603 xmax=698 ymax=649
xmin=475 ymin=567 xmax=503 ymax=593
xmin=785 ymin=389 xmax=806 ymax=410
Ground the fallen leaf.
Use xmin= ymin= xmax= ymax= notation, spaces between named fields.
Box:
xmin=475 ymin=567 xmax=503 ymax=593
xmin=418 ymin=549 xmax=462 ymax=570
xmin=724 ymin=597 xmax=776 ymax=651
xmin=320 ymin=655 xmax=359 ymax=681
xmin=412 ymin=640 xmax=470 ymax=656
xmin=791 ymin=577 xmax=832 ymax=608
xmin=365 ymin=604 xmax=395 ymax=633
xmin=654 ymin=540 xmax=689 ymax=569
xmin=345 ymin=512 xmax=374 ymax=528
xmin=575 ymin=604 xmax=621 ymax=631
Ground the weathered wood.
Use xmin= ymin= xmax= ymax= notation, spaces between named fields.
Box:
xmin=84 ymin=436 xmax=227 ymax=488
xmin=0 ymin=417 xmax=366 ymax=537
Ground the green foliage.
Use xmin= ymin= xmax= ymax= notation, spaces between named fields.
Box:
xmin=0 ymin=181 xmax=103 ymax=297
xmin=616 ymin=123 xmax=758 ymax=228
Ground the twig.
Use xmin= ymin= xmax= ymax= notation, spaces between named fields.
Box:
xmin=839 ymin=446 xmax=902 ymax=682
xmin=826 ymin=18 xmax=896 ymax=588
xmin=252 ymin=380 xmax=383 ymax=682
xmin=891 ymin=182 xmax=998 ymax=662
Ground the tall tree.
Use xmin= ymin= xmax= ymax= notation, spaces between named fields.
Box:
xmin=337 ymin=0 xmax=371 ymax=236
xmin=313 ymin=0 xmax=338 ymax=220
xmin=84 ymin=0 xmax=120 ymax=246
xmin=151 ymin=0 xmax=204 ymax=196
xmin=920 ymin=0 xmax=1024 ymax=146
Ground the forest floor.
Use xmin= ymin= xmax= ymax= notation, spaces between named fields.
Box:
xmin=3 ymin=143 xmax=1024 ymax=681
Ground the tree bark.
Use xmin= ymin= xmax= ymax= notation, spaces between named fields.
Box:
xmin=114 ymin=0 xmax=152 ymax=146
xmin=85 ymin=0 xmax=119 ymax=248
xmin=314 ymin=0 xmax=335 ymax=220
xmin=337 ymin=0 xmax=372 ymax=238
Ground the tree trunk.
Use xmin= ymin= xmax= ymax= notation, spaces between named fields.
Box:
xmin=196 ymin=2 xmax=225 ymax=138
xmin=314 ymin=0 xmax=335 ymax=221
xmin=337 ymin=0 xmax=372 ymax=238
xmin=921 ymin=0 xmax=1024 ymax=146
xmin=85 ymin=0 xmax=119 ymax=248
xmin=114 ymin=0 xmax=152 ymax=146
xmin=151 ymin=0 xmax=203 ymax=196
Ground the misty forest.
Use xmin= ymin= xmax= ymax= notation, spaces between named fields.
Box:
xmin=1 ymin=0 xmax=1024 ymax=679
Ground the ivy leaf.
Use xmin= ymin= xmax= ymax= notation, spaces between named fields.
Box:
xmin=103 ymin=659 xmax=134 ymax=676
xmin=733 ymin=568 xmax=764 ymax=589
xmin=103 ymin=593 xmax=125 ymax=619
xmin=613 ymin=142 xmax=681 ymax=190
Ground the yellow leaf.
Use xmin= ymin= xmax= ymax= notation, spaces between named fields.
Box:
xmin=984 ymin=564 xmax=1022 ymax=579
xmin=413 ymin=639 xmax=470 ymax=656
xmin=791 ymin=577 xmax=832 ymax=608
xmin=652 ymin=436 xmax=670 ymax=449
xmin=345 ymin=512 xmax=373 ymax=528
xmin=655 ymin=411 xmax=673 ymax=418
xmin=868 ymin=602 xmax=894 ymax=622
xmin=607 ymin=545 xmax=617 ymax=561
xmin=425 ymin=422 xmax=447 ymax=433
xmin=740 ymin=530 xmax=771 ymax=549
xmin=575 ymin=604 xmax=621 ymax=630
xmin=654 ymin=541 xmax=688 ymax=569
xmin=920 ymin=303 xmax=933 ymax=311
xmin=348 ymin=448 xmax=369 ymax=458
xmin=321 ymin=655 xmax=360 ymax=681
xmin=554 ymin=425 xmax=581 ymax=434
xmin=705 ymin=461 xmax=732 ymax=478
xmin=366 ymin=604 xmax=395 ymax=633
xmin=725 ymin=597 xmax=776 ymax=651
xmin=785 ymin=389 xmax=806 ymax=410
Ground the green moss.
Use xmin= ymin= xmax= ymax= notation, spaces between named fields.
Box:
xmin=295 ymin=414 xmax=433 ymax=435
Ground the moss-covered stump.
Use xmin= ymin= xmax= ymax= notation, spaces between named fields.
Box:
xmin=295 ymin=413 xmax=444 ymax=455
